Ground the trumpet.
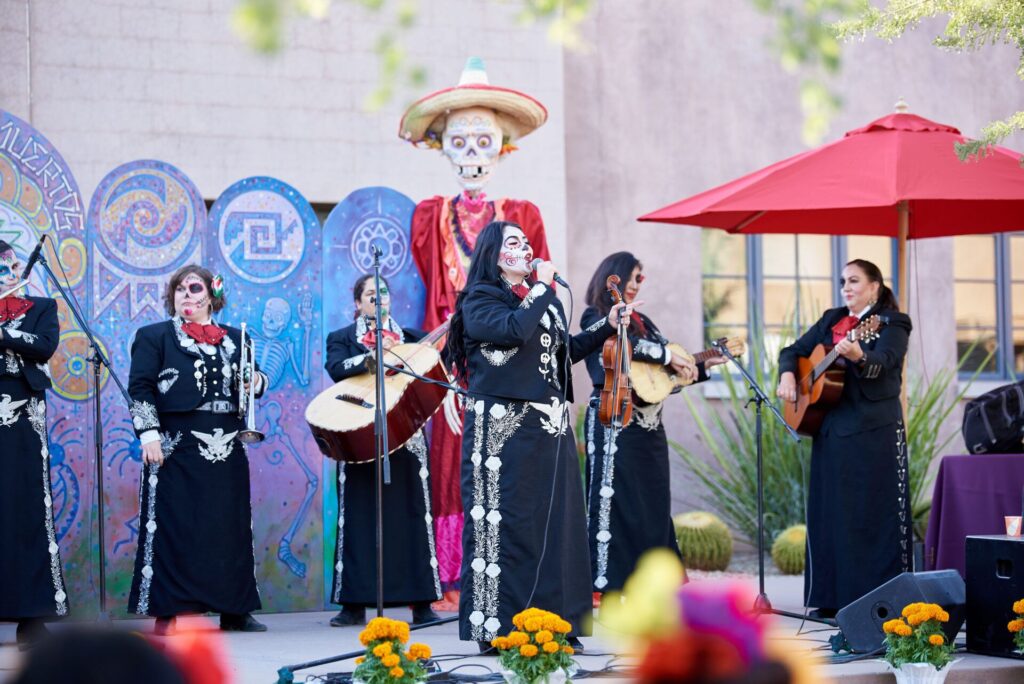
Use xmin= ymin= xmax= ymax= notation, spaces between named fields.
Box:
xmin=237 ymin=322 xmax=265 ymax=444
xmin=0 ymin=281 xmax=28 ymax=299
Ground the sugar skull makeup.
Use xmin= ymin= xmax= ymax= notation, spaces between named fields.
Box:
xmin=175 ymin=274 xmax=211 ymax=320
xmin=0 ymin=248 xmax=18 ymax=288
xmin=357 ymin=281 xmax=391 ymax=319
xmin=497 ymin=226 xmax=533 ymax=278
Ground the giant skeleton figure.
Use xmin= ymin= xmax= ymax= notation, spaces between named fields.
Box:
xmin=249 ymin=293 xmax=318 ymax=578
xmin=399 ymin=58 xmax=550 ymax=600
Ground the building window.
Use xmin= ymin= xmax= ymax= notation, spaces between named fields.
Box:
xmin=953 ymin=233 xmax=1024 ymax=379
xmin=702 ymin=231 xmax=896 ymax=365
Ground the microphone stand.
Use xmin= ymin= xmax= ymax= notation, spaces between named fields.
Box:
xmin=711 ymin=341 xmax=831 ymax=624
xmin=370 ymin=247 xmax=392 ymax=620
xmin=32 ymin=247 xmax=131 ymax=622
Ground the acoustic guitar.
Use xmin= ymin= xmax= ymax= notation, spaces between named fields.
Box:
xmin=631 ymin=337 xmax=746 ymax=404
xmin=782 ymin=315 xmax=885 ymax=436
xmin=305 ymin=321 xmax=450 ymax=463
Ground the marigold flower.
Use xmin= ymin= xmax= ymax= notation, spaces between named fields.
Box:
xmin=543 ymin=641 xmax=560 ymax=654
xmin=882 ymin=619 xmax=902 ymax=634
xmin=409 ymin=643 xmax=431 ymax=660
xmin=895 ymin=624 xmax=913 ymax=637
xmin=508 ymin=631 xmax=529 ymax=647
xmin=382 ymin=653 xmax=400 ymax=668
xmin=355 ymin=657 xmax=365 ymax=664
xmin=555 ymin=619 xmax=572 ymax=634
xmin=491 ymin=636 xmax=509 ymax=650
xmin=1014 ymin=599 xmax=1024 ymax=615
xmin=936 ymin=609 xmax=950 ymax=623
xmin=1009 ymin=619 xmax=1024 ymax=633
xmin=929 ymin=634 xmax=945 ymax=646
xmin=907 ymin=612 xmax=927 ymax=627
xmin=373 ymin=642 xmax=393 ymax=658
xmin=389 ymin=666 xmax=404 ymax=678
xmin=535 ymin=630 xmax=553 ymax=644
xmin=562 ymin=645 xmax=574 ymax=655
xmin=524 ymin=617 xmax=543 ymax=632
xmin=520 ymin=644 xmax=538 ymax=657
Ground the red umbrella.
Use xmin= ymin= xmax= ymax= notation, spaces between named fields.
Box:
xmin=639 ymin=111 xmax=1024 ymax=310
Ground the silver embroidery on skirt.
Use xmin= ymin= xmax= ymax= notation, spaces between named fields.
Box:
xmin=895 ymin=420 xmax=910 ymax=571
xmin=332 ymin=462 xmax=347 ymax=604
xmin=191 ymin=428 xmax=239 ymax=463
xmin=0 ymin=394 xmax=28 ymax=426
xmin=135 ymin=432 xmax=180 ymax=614
xmin=592 ymin=415 xmax=617 ymax=591
xmin=27 ymin=399 xmax=67 ymax=615
xmin=633 ymin=402 xmax=664 ymax=432
xmin=530 ymin=397 xmax=569 ymax=436
xmin=407 ymin=431 xmax=442 ymax=598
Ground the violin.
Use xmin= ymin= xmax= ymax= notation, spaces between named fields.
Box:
xmin=598 ymin=275 xmax=633 ymax=429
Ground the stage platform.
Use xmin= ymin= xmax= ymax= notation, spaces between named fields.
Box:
xmin=3 ymin=574 xmax=1024 ymax=682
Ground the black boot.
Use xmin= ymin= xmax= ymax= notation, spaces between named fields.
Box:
xmin=153 ymin=616 xmax=176 ymax=637
xmin=411 ymin=602 xmax=441 ymax=625
xmin=220 ymin=612 xmax=268 ymax=632
xmin=567 ymin=636 xmax=585 ymax=653
xmin=329 ymin=606 xmax=365 ymax=627
xmin=477 ymin=641 xmax=498 ymax=656
xmin=15 ymin=618 xmax=48 ymax=650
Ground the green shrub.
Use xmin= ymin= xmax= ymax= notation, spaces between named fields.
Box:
xmin=673 ymin=511 xmax=733 ymax=571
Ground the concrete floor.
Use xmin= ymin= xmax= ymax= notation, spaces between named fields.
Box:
xmin=3 ymin=574 xmax=1024 ymax=683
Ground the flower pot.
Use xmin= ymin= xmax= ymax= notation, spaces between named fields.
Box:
xmin=501 ymin=665 xmax=576 ymax=684
xmin=886 ymin=659 xmax=960 ymax=684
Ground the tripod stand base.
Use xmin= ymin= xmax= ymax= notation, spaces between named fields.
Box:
xmin=752 ymin=594 xmax=837 ymax=626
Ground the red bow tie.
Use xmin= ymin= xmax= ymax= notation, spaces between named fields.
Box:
xmin=831 ymin=315 xmax=860 ymax=344
xmin=0 ymin=296 xmax=33 ymax=323
xmin=182 ymin=321 xmax=227 ymax=346
xmin=510 ymin=283 xmax=531 ymax=300
xmin=361 ymin=328 xmax=400 ymax=349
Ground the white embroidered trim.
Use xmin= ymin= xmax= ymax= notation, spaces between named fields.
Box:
xmin=0 ymin=393 xmax=28 ymax=426
xmin=332 ymin=462 xmax=347 ymax=604
xmin=3 ymin=350 xmax=19 ymax=375
xmin=157 ymin=368 xmax=179 ymax=394
xmin=342 ymin=353 xmax=367 ymax=370
xmin=27 ymin=399 xmax=67 ymax=615
xmin=407 ymin=431 xmax=442 ymax=599
xmin=35 ymin=362 xmax=51 ymax=379
xmin=633 ymin=402 xmax=664 ymax=432
xmin=584 ymin=316 xmax=609 ymax=333
xmin=135 ymin=432 xmax=181 ymax=615
xmin=519 ymin=283 xmax=547 ymax=309
xmin=354 ymin=315 xmax=405 ymax=346
xmin=634 ymin=338 xmax=665 ymax=361
xmin=529 ymin=397 xmax=569 ymax=436
xmin=480 ymin=343 xmax=518 ymax=367
xmin=191 ymin=428 xmax=239 ymax=463
xmin=130 ymin=400 xmax=159 ymax=431
xmin=590 ymin=405 xmax=616 ymax=592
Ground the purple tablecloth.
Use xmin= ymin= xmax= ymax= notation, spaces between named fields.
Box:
xmin=924 ymin=454 xmax=1024 ymax=578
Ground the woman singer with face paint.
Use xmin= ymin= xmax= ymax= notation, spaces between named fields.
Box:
xmin=322 ymin=274 xmax=442 ymax=627
xmin=776 ymin=259 xmax=913 ymax=619
xmin=445 ymin=221 xmax=632 ymax=653
xmin=126 ymin=265 xmax=269 ymax=635
xmin=0 ymin=240 xmax=67 ymax=649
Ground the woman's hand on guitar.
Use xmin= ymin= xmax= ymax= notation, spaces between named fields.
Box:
xmin=670 ymin=354 xmax=698 ymax=383
xmin=382 ymin=336 xmax=397 ymax=351
xmin=703 ymin=354 xmax=727 ymax=368
xmin=442 ymin=389 xmax=463 ymax=435
xmin=835 ymin=338 xmax=864 ymax=362
xmin=776 ymin=372 xmax=797 ymax=403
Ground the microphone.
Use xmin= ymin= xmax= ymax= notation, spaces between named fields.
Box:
xmin=529 ymin=258 xmax=570 ymax=289
xmin=21 ymin=234 xmax=47 ymax=280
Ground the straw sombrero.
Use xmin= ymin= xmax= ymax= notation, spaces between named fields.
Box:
xmin=399 ymin=57 xmax=548 ymax=145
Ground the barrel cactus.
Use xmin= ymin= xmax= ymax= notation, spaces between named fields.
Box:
xmin=673 ymin=511 xmax=732 ymax=571
xmin=771 ymin=524 xmax=806 ymax=575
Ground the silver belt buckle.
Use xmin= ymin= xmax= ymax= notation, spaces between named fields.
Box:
xmin=212 ymin=400 xmax=233 ymax=413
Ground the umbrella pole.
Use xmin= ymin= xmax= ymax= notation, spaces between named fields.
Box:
xmin=898 ymin=201 xmax=909 ymax=419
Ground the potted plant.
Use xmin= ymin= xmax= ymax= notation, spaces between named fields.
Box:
xmin=1007 ymin=598 xmax=1024 ymax=653
xmin=491 ymin=608 xmax=577 ymax=683
xmin=353 ymin=617 xmax=432 ymax=684
xmin=881 ymin=603 xmax=958 ymax=683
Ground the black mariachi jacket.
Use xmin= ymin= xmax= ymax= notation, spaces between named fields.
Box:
xmin=778 ymin=305 xmax=912 ymax=437
xmin=127 ymin=317 xmax=267 ymax=439
xmin=460 ymin=281 xmax=614 ymax=403
xmin=0 ymin=296 xmax=59 ymax=392
xmin=579 ymin=307 xmax=710 ymax=391
xmin=324 ymin=316 xmax=426 ymax=383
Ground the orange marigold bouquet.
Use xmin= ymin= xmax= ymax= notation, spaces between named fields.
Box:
xmin=1008 ymin=598 xmax=1024 ymax=652
xmin=881 ymin=602 xmax=954 ymax=670
xmin=353 ymin=617 xmax=432 ymax=684
xmin=491 ymin=608 xmax=577 ymax=683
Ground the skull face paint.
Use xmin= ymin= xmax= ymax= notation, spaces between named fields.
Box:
xmin=442 ymin=107 xmax=502 ymax=193
xmin=0 ymin=247 xmax=19 ymax=289
xmin=175 ymin=274 xmax=211 ymax=321
xmin=497 ymin=225 xmax=533 ymax=279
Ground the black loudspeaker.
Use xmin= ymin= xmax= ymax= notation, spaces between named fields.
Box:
xmin=835 ymin=570 xmax=966 ymax=653
xmin=966 ymin=535 xmax=1024 ymax=659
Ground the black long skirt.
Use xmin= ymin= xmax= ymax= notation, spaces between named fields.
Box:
xmin=0 ymin=378 xmax=68 ymax=620
xmin=128 ymin=411 xmax=261 ymax=617
xmin=805 ymin=419 xmax=912 ymax=611
xmin=584 ymin=399 xmax=681 ymax=593
xmin=458 ymin=397 xmax=592 ymax=642
xmin=331 ymin=431 xmax=441 ymax=607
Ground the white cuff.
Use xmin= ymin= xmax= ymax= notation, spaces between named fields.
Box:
xmin=140 ymin=429 xmax=161 ymax=445
xmin=663 ymin=346 xmax=672 ymax=365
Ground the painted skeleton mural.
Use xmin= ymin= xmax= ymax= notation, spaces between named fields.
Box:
xmin=399 ymin=57 xmax=550 ymax=599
